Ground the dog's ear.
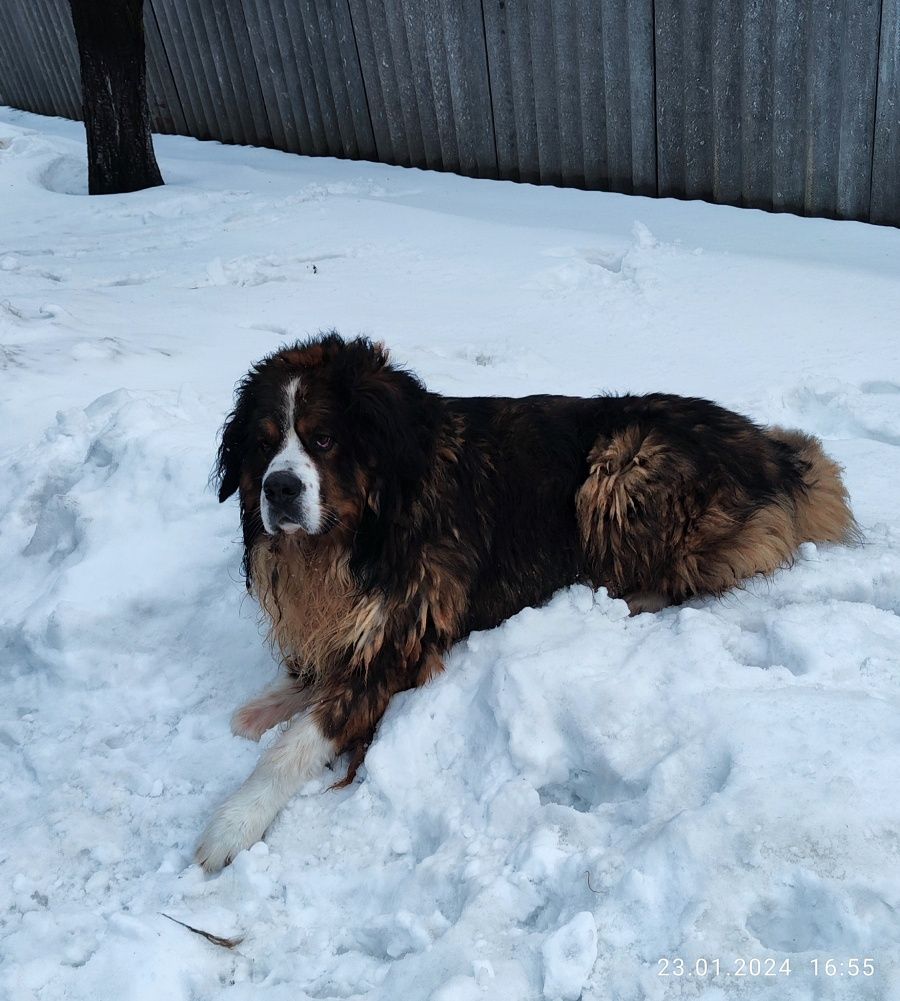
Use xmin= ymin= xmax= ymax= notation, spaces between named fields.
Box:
xmin=342 ymin=343 xmax=443 ymax=589
xmin=215 ymin=371 xmax=259 ymax=502
xmin=351 ymin=362 xmax=436 ymax=518
xmin=349 ymin=363 xmax=437 ymax=590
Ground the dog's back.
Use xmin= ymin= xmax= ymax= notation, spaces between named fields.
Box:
xmin=441 ymin=392 xmax=856 ymax=619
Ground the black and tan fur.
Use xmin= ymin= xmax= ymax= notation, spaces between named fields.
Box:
xmin=201 ymin=333 xmax=856 ymax=868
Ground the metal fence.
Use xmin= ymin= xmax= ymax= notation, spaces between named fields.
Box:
xmin=0 ymin=0 xmax=898 ymax=225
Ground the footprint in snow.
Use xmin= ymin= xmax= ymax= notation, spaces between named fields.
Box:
xmin=784 ymin=383 xmax=900 ymax=448
xmin=860 ymin=380 xmax=900 ymax=396
xmin=39 ymin=155 xmax=88 ymax=196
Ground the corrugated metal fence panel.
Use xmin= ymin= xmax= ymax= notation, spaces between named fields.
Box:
xmin=412 ymin=0 xmax=495 ymax=177
xmin=0 ymin=0 xmax=81 ymax=121
xmin=481 ymin=0 xmax=655 ymax=193
xmin=149 ymin=0 xmax=217 ymax=140
xmin=241 ymin=0 xmax=306 ymax=150
xmin=434 ymin=0 xmax=497 ymax=177
xmin=271 ymin=0 xmax=344 ymax=156
xmin=770 ymin=0 xmax=809 ymax=213
xmin=483 ymin=0 xmax=550 ymax=184
xmin=655 ymin=0 xmax=882 ymax=221
xmin=0 ymin=3 xmax=36 ymax=113
xmin=30 ymin=0 xmax=82 ymax=121
xmin=234 ymin=0 xmax=375 ymax=157
xmin=170 ymin=0 xmax=242 ymax=144
xmin=348 ymin=0 xmax=494 ymax=175
xmin=143 ymin=4 xmax=189 ymax=136
xmin=872 ymin=0 xmax=900 ymax=224
xmin=654 ymin=0 xmax=708 ymax=200
xmin=603 ymin=1 xmax=657 ymax=194
xmin=809 ymin=0 xmax=881 ymax=220
xmin=0 ymin=0 xmax=897 ymax=225
xmin=305 ymin=0 xmax=377 ymax=159
xmin=194 ymin=0 xmax=267 ymax=146
xmin=11 ymin=0 xmax=64 ymax=119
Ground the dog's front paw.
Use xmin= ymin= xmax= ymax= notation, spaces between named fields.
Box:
xmin=195 ymin=797 xmax=269 ymax=872
xmin=230 ymin=702 xmax=272 ymax=741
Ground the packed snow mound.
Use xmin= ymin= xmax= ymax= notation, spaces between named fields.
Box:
xmin=2 ymin=108 xmax=900 ymax=1001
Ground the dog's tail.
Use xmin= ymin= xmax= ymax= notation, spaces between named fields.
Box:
xmin=767 ymin=427 xmax=861 ymax=546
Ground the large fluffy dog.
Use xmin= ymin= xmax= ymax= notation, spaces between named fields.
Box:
xmin=197 ymin=333 xmax=855 ymax=870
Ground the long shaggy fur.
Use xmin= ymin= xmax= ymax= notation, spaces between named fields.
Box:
xmin=216 ymin=333 xmax=858 ymax=784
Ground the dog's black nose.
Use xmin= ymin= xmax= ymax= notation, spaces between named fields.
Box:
xmin=263 ymin=471 xmax=304 ymax=504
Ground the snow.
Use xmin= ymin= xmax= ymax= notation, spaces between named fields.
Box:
xmin=542 ymin=912 xmax=598 ymax=1000
xmin=2 ymin=106 xmax=900 ymax=1001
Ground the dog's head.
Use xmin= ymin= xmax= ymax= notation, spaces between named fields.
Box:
xmin=216 ymin=334 xmax=437 ymax=562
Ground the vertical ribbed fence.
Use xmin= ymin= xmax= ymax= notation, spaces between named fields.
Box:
xmin=347 ymin=0 xmax=496 ymax=176
xmin=654 ymin=0 xmax=884 ymax=221
xmin=0 ymin=0 xmax=81 ymax=120
xmin=481 ymin=0 xmax=656 ymax=193
xmin=0 ymin=0 xmax=897 ymax=225
xmin=873 ymin=0 xmax=900 ymax=224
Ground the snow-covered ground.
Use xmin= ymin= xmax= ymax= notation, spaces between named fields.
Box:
xmin=2 ymin=107 xmax=900 ymax=1001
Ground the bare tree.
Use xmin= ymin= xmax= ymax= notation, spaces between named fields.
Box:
xmin=69 ymin=0 xmax=163 ymax=194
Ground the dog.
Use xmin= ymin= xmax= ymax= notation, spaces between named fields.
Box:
xmin=196 ymin=333 xmax=856 ymax=870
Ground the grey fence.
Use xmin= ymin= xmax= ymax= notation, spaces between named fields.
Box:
xmin=0 ymin=0 xmax=898 ymax=225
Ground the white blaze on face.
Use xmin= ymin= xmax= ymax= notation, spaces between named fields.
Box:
xmin=260 ymin=376 xmax=323 ymax=535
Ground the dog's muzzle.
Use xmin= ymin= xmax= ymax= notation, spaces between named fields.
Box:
xmin=262 ymin=471 xmax=306 ymax=532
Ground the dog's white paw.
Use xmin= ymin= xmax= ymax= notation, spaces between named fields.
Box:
xmin=199 ymin=713 xmax=334 ymax=871
xmin=195 ymin=796 xmax=270 ymax=872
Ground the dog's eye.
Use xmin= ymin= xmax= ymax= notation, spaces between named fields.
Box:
xmin=311 ymin=433 xmax=334 ymax=452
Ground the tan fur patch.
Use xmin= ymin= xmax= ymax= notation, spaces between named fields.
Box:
xmin=277 ymin=344 xmax=325 ymax=370
xmin=675 ymin=495 xmax=799 ymax=596
xmin=767 ymin=427 xmax=860 ymax=544
xmin=576 ymin=427 xmax=701 ymax=597
xmin=250 ymin=537 xmax=388 ymax=674
xmin=250 ymin=532 xmax=466 ymax=680
xmin=576 ymin=426 xmax=673 ymax=537
xmin=577 ymin=424 xmax=858 ymax=604
xmin=259 ymin=418 xmax=280 ymax=443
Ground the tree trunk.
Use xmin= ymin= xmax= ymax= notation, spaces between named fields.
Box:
xmin=68 ymin=0 xmax=163 ymax=195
